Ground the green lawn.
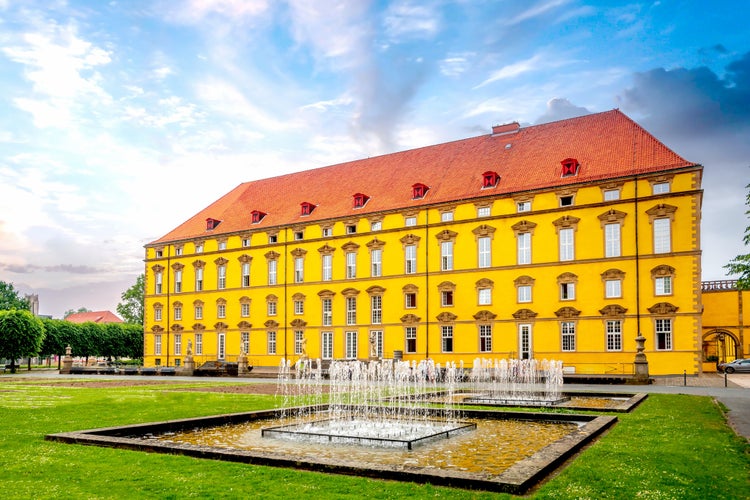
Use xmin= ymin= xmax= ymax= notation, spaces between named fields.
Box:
xmin=0 ymin=379 xmax=747 ymax=499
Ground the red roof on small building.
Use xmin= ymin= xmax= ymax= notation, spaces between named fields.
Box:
xmin=149 ymin=110 xmax=696 ymax=246
xmin=65 ymin=311 xmax=123 ymax=324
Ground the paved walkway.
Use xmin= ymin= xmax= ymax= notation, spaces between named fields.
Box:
xmin=3 ymin=370 xmax=749 ymax=441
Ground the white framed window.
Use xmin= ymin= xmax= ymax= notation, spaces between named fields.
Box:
xmin=242 ymin=262 xmax=250 ymax=287
xmin=653 ymin=218 xmax=671 ymax=253
xmin=217 ymin=332 xmax=226 ymax=360
xmin=322 ymin=227 xmax=333 ymax=237
xmin=321 ymin=331 xmax=333 ymax=359
xmin=655 ymin=276 xmax=672 ymax=296
xmin=155 ymin=271 xmax=163 ymax=294
xmin=441 ymin=241 xmax=453 ymax=271
xmin=294 ymin=257 xmax=304 ymax=283
xmin=478 ymin=288 xmax=492 ymax=305
xmin=518 ymin=323 xmax=532 ymax=360
xmin=405 ymin=245 xmax=417 ymax=274
xmin=217 ymin=304 xmax=226 ymax=318
xmin=441 ymin=290 xmax=454 ymax=307
xmin=195 ymin=268 xmax=203 ymax=291
xmin=173 ymin=306 xmax=182 ymax=321
xmin=559 ymin=195 xmax=574 ymax=207
xmin=294 ymin=331 xmax=304 ymax=355
xmin=195 ymin=243 xmax=203 ymax=253
xmin=241 ymin=238 xmax=251 ymax=247
xmin=606 ymin=320 xmax=622 ymax=351
xmin=294 ymin=300 xmax=304 ymax=315
xmin=605 ymin=279 xmax=622 ymax=298
xmin=478 ymin=236 xmax=491 ymax=268
xmin=345 ymin=331 xmax=358 ymax=359
xmin=241 ymin=332 xmax=249 ymax=354
xmin=405 ymin=327 xmax=417 ymax=353
xmin=294 ymin=231 xmax=304 ymax=241
xmin=405 ymin=216 xmax=417 ymax=227
xmin=517 ymin=285 xmax=531 ymax=303
xmin=268 ymin=259 xmax=277 ymax=285
xmin=517 ymin=201 xmax=531 ymax=213
xmin=154 ymin=307 xmax=162 ymax=322
xmin=652 ymin=182 xmax=670 ymax=194
xmin=371 ymin=295 xmax=382 ymax=324
xmin=405 ymin=292 xmax=417 ymax=309
xmin=346 ymin=296 xmax=357 ymax=325
xmin=322 ymin=298 xmax=332 ymax=326
xmin=517 ymin=233 xmax=531 ymax=265
xmin=195 ymin=333 xmax=203 ymax=355
xmin=560 ymin=282 xmax=576 ymax=300
xmin=322 ymin=254 xmax=333 ymax=281
xmin=268 ymin=234 xmax=278 ymax=243
xmin=441 ymin=325 xmax=453 ymax=353
xmin=370 ymin=221 xmax=382 ymax=231
xmin=346 ymin=252 xmax=357 ymax=279
xmin=561 ymin=322 xmax=576 ymax=351
xmin=174 ymin=270 xmax=182 ymax=293
xmin=346 ymin=225 xmax=357 ymax=234
xmin=218 ymin=241 xmax=227 ymax=250
xmin=217 ymin=265 xmax=226 ymax=289
xmin=241 ymin=302 xmax=250 ymax=317
xmin=605 ymin=223 xmax=621 ymax=258
xmin=479 ymin=324 xmax=492 ymax=352
xmin=559 ymin=227 xmax=574 ymax=261
xmin=194 ymin=305 xmax=203 ymax=320
xmin=154 ymin=334 xmax=162 ymax=355
xmin=267 ymin=300 xmax=277 ymax=316
xmin=477 ymin=206 xmax=491 ymax=217
xmin=604 ymin=189 xmax=620 ymax=201
xmin=371 ymin=249 xmax=382 ymax=277
xmin=441 ymin=211 xmax=453 ymax=222
xmin=267 ymin=331 xmax=276 ymax=355
xmin=655 ymin=318 xmax=673 ymax=350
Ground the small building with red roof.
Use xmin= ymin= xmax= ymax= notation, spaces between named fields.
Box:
xmin=65 ymin=311 xmax=123 ymax=324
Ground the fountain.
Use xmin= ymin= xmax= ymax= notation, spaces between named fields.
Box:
xmin=462 ymin=358 xmax=568 ymax=406
xmin=46 ymin=357 xmax=620 ymax=493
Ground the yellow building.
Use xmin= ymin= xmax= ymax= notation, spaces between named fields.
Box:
xmin=143 ymin=110 xmax=703 ymax=376
xmin=701 ymin=280 xmax=748 ymax=371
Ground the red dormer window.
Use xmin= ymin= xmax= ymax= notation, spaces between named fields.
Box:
xmin=412 ymin=183 xmax=429 ymax=200
xmin=206 ymin=218 xmax=221 ymax=230
xmin=353 ymin=193 xmax=370 ymax=208
xmin=482 ymin=171 xmax=500 ymax=188
xmin=251 ymin=210 xmax=266 ymax=224
xmin=561 ymin=158 xmax=579 ymax=177
xmin=300 ymin=202 xmax=316 ymax=216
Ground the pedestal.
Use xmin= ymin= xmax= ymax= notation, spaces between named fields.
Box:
xmin=177 ymin=355 xmax=195 ymax=376
xmin=633 ymin=335 xmax=650 ymax=383
xmin=60 ymin=345 xmax=73 ymax=374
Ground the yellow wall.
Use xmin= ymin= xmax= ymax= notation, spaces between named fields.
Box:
xmin=702 ymin=286 xmax=749 ymax=363
xmin=143 ymin=169 xmax=703 ymax=375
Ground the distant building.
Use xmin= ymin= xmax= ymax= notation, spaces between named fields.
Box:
xmin=25 ymin=294 xmax=39 ymax=316
xmin=65 ymin=311 xmax=123 ymax=324
xmin=143 ymin=110 xmax=704 ymax=375
xmin=701 ymin=280 xmax=747 ymax=368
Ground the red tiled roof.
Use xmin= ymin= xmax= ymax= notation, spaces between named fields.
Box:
xmin=65 ymin=311 xmax=123 ymax=324
xmin=150 ymin=110 xmax=695 ymax=245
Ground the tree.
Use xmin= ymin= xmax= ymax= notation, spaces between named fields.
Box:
xmin=117 ymin=274 xmax=144 ymax=325
xmin=725 ymin=183 xmax=750 ymax=289
xmin=63 ymin=307 xmax=91 ymax=319
xmin=0 ymin=281 xmax=30 ymax=311
xmin=0 ymin=310 xmax=45 ymax=373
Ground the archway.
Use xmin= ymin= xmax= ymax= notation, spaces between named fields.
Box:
xmin=702 ymin=330 xmax=740 ymax=363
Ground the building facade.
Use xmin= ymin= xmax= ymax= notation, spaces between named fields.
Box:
xmin=143 ymin=110 xmax=703 ymax=375
xmin=701 ymin=280 xmax=747 ymax=370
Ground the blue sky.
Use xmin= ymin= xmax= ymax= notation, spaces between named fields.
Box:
xmin=1 ymin=0 xmax=748 ymax=318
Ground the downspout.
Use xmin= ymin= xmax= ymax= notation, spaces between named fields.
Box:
xmin=425 ymin=209 xmax=430 ymax=359
xmin=166 ymin=246 xmax=171 ymax=368
xmin=283 ymin=227 xmax=288 ymax=364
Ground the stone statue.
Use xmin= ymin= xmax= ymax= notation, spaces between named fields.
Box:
xmin=186 ymin=340 xmax=193 ymax=356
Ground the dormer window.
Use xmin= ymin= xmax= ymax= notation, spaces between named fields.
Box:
xmin=251 ymin=210 xmax=266 ymax=224
xmin=482 ymin=171 xmax=500 ymax=188
xmin=561 ymin=158 xmax=579 ymax=177
xmin=353 ymin=193 xmax=370 ymax=208
xmin=300 ymin=202 xmax=316 ymax=216
xmin=412 ymin=183 xmax=429 ymax=200
xmin=206 ymin=218 xmax=221 ymax=230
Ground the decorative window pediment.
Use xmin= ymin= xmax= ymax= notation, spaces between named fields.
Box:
xmin=192 ymin=323 xmax=205 ymax=331
xmin=290 ymin=319 xmax=307 ymax=328
xmin=438 ymin=281 xmax=456 ymax=292
xmin=342 ymin=241 xmax=360 ymax=252
xmin=292 ymin=293 xmax=306 ymax=301
xmin=435 ymin=229 xmax=458 ymax=242
xmin=192 ymin=260 xmax=206 ymax=269
xmin=599 ymin=304 xmax=627 ymax=317
xmin=265 ymin=251 xmax=280 ymax=261
xmin=473 ymin=310 xmax=497 ymax=321
xmin=472 ymin=224 xmax=496 ymax=239
xmin=366 ymin=285 xmax=386 ymax=295
xmin=318 ymin=244 xmax=336 ymax=255
xmin=214 ymin=257 xmax=229 ymax=266
xmin=552 ymin=215 xmax=581 ymax=232
xmin=511 ymin=220 xmax=537 ymax=235
xmin=366 ymin=238 xmax=385 ymax=250
xmin=512 ymin=308 xmax=538 ymax=320
xmin=237 ymin=321 xmax=252 ymax=329
xmin=400 ymin=313 xmax=421 ymax=324
xmin=171 ymin=324 xmax=184 ymax=332
xmin=646 ymin=204 xmax=678 ymax=222
xmin=151 ymin=325 xmax=164 ymax=333
xmin=238 ymin=254 xmax=252 ymax=264
xmin=648 ymin=302 xmax=679 ymax=315
xmin=214 ymin=322 xmax=229 ymax=330
xmin=400 ymin=233 xmax=421 ymax=246
xmin=514 ymin=275 xmax=535 ymax=286
xmin=341 ymin=287 xmax=360 ymax=297
xmin=171 ymin=262 xmax=184 ymax=271
xmin=264 ymin=320 xmax=279 ymax=328
xmin=557 ymin=272 xmax=578 ymax=284
xmin=598 ymin=209 xmax=627 ymax=227
xmin=601 ymin=268 xmax=625 ymax=280
xmin=290 ymin=248 xmax=307 ymax=258
xmin=436 ymin=312 xmax=457 ymax=323
xmin=475 ymin=278 xmax=494 ymax=289
xmin=318 ymin=289 xmax=336 ymax=299
xmin=651 ymin=265 xmax=676 ymax=278
xmin=151 ymin=264 xmax=165 ymax=273
xmin=402 ymin=284 xmax=419 ymax=293
xmin=554 ymin=306 xmax=581 ymax=318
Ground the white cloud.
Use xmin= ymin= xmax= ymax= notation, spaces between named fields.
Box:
xmin=383 ymin=2 xmax=440 ymax=40
xmin=163 ymin=0 xmax=269 ymax=24
xmin=439 ymin=53 xmax=474 ymax=77
xmin=504 ymin=0 xmax=571 ymax=26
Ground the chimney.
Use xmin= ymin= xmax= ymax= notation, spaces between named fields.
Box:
xmin=491 ymin=122 xmax=520 ymax=136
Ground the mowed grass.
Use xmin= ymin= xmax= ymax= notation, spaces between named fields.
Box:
xmin=0 ymin=378 xmax=747 ymax=500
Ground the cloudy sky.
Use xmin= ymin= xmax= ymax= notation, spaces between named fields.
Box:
xmin=1 ymin=0 xmax=748 ymax=319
